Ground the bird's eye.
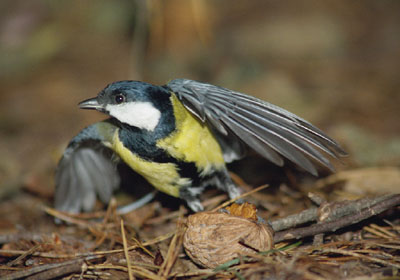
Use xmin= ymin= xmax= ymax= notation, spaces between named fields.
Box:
xmin=115 ymin=94 xmax=125 ymax=104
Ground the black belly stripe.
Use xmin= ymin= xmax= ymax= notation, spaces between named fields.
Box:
xmin=175 ymin=161 xmax=202 ymax=185
xmin=118 ymin=123 xmax=205 ymax=185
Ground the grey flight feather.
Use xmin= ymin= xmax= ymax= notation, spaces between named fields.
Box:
xmin=167 ymin=79 xmax=346 ymax=176
xmin=54 ymin=121 xmax=120 ymax=213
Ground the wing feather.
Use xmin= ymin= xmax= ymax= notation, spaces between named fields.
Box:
xmin=55 ymin=121 xmax=120 ymax=213
xmin=167 ymin=79 xmax=346 ymax=175
xmin=208 ymin=98 xmax=285 ymax=165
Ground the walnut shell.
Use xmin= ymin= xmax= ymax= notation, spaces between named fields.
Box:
xmin=183 ymin=207 xmax=274 ymax=268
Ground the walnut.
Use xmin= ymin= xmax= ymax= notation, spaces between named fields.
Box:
xmin=183 ymin=203 xmax=274 ymax=268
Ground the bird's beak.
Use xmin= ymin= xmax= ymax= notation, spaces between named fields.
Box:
xmin=78 ymin=97 xmax=103 ymax=110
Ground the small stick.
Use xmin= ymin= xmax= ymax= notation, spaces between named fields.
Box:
xmin=274 ymin=194 xmax=400 ymax=242
xmin=212 ymin=185 xmax=269 ymax=212
xmin=2 ymin=256 xmax=101 ymax=280
xmin=271 ymin=194 xmax=398 ymax=232
xmin=320 ymin=248 xmax=400 ymax=269
xmin=121 ymin=220 xmax=134 ymax=280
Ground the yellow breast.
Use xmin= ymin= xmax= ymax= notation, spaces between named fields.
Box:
xmin=112 ymin=130 xmax=189 ymax=197
xmin=157 ymin=94 xmax=225 ymax=176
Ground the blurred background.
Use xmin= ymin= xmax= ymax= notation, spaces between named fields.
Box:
xmin=1 ymin=0 xmax=399 ymax=214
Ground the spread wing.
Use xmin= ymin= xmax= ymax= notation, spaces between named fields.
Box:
xmin=55 ymin=121 xmax=120 ymax=213
xmin=167 ymin=79 xmax=347 ymax=176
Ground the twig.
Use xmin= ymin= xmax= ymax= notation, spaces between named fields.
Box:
xmin=274 ymin=194 xmax=400 ymax=242
xmin=212 ymin=185 xmax=269 ymax=212
xmin=369 ymin=223 xmax=397 ymax=238
xmin=6 ymin=244 xmax=41 ymax=267
xmin=173 ymin=269 xmax=215 ymax=278
xmin=88 ymin=264 xmax=163 ymax=279
xmin=271 ymin=208 xmax=318 ymax=232
xmin=2 ymin=256 xmax=101 ymax=280
xmin=307 ymin=193 xmax=327 ymax=245
xmin=0 ymin=231 xmax=175 ymax=259
xmin=320 ymin=248 xmax=400 ymax=269
xmin=131 ymin=236 xmax=154 ymax=258
xmin=0 ymin=233 xmax=47 ymax=244
xmin=364 ymin=226 xmax=393 ymax=239
xmin=44 ymin=207 xmax=93 ymax=227
xmin=271 ymin=194 xmax=396 ymax=232
xmin=308 ymin=192 xmax=326 ymax=206
xmin=158 ymin=217 xmax=185 ymax=278
xmin=121 ymin=220 xmax=134 ymax=280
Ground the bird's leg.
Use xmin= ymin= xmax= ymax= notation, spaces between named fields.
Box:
xmin=215 ymin=169 xmax=243 ymax=203
xmin=179 ymin=186 xmax=205 ymax=212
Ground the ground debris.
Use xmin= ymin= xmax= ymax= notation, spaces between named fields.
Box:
xmin=0 ymin=186 xmax=399 ymax=279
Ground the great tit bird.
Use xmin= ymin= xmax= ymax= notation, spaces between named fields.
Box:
xmin=55 ymin=79 xmax=346 ymax=213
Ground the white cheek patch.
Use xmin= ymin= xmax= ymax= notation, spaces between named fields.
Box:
xmin=106 ymin=102 xmax=161 ymax=131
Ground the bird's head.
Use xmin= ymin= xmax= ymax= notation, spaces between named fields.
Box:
xmin=79 ymin=81 xmax=172 ymax=131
